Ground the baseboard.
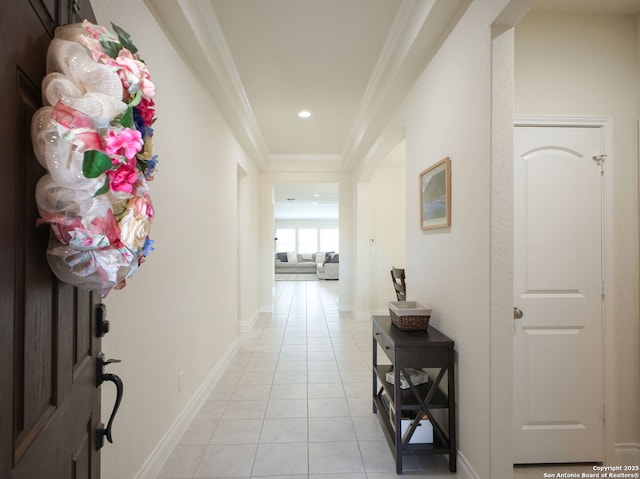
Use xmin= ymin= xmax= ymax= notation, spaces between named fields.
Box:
xmin=355 ymin=311 xmax=372 ymax=321
xmin=259 ymin=304 xmax=272 ymax=313
xmin=456 ymin=451 xmax=481 ymax=479
xmin=239 ymin=310 xmax=259 ymax=333
xmin=615 ymin=442 xmax=640 ymax=463
xmin=134 ymin=337 xmax=240 ymax=479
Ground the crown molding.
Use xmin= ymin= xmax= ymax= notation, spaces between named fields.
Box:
xmin=268 ymin=154 xmax=343 ymax=162
xmin=341 ymin=0 xmax=471 ymax=170
xmin=145 ymin=0 xmax=269 ymax=170
xmin=145 ymin=0 xmax=469 ymax=173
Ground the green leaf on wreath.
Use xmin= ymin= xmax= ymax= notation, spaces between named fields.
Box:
xmin=100 ymin=40 xmax=121 ymax=59
xmin=83 ymin=150 xmax=113 ymax=178
xmin=120 ymin=106 xmax=134 ymax=128
xmin=128 ymin=90 xmax=142 ymax=108
xmin=94 ymin=178 xmax=110 ymax=197
xmin=111 ymin=23 xmax=138 ymax=55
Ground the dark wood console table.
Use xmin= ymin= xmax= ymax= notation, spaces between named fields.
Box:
xmin=372 ymin=316 xmax=456 ymax=474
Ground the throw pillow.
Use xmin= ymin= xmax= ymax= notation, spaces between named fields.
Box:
xmin=315 ymin=252 xmax=325 ymax=263
xmin=286 ymin=251 xmax=298 ymax=264
xmin=330 ymin=253 xmax=340 ymax=263
xmin=276 ymin=252 xmax=288 ymax=262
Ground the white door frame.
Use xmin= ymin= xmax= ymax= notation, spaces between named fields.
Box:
xmin=514 ymin=115 xmax=616 ymax=463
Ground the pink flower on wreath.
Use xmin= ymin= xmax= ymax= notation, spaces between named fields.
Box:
xmin=107 ymin=161 xmax=138 ymax=194
xmin=131 ymin=195 xmax=155 ymax=222
xmin=138 ymin=70 xmax=156 ymax=100
xmin=105 ymin=128 xmax=143 ymax=160
xmin=81 ymin=20 xmax=117 ymax=63
xmin=82 ymin=20 xmax=117 ymax=43
xmin=108 ymin=49 xmax=156 ymax=100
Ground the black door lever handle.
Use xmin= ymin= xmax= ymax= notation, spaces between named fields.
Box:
xmin=96 ymin=352 xmax=124 ymax=448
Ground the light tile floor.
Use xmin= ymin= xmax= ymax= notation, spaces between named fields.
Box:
xmin=157 ymin=280 xmax=598 ymax=479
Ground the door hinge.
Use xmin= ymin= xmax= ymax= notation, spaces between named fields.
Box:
xmin=602 ymin=403 xmax=606 ymax=423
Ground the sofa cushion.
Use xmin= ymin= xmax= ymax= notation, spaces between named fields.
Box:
xmin=323 ymin=252 xmax=334 ymax=264
xmin=324 ymin=252 xmax=339 ymax=264
xmin=286 ymin=251 xmax=298 ymax=264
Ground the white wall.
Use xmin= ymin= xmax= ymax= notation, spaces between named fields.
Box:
xmin=515 ymin=11 xmax=640 ymax=463
xmin=367 ymin=164 xmax=406 ymax=312
xmin=402 ymin=0 xmax=514 ymax=477
xmin=90 ymin=1 xmax=260 ymax=477
xmin=237 ymin=160 xmax=261 ymax=332
xmin=400 ymin=3 xmax=640 ymax=475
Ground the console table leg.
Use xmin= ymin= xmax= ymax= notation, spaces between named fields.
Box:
xmin=448 ymin=349 xmax=457 ymax=472
xmin=394 ymin=368 xmax=403 ymax=474
xmin=372 ymin=338 xmax=378 ymax=413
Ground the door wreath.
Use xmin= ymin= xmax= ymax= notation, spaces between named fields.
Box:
xmin=31 ymin=21 xmax=158 ymax=294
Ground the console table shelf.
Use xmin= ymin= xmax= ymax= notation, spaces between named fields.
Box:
xmin=374 ymin=365 xmax=450 ymax=410
xmin=372 ymin=316 xmax=456 ymax=474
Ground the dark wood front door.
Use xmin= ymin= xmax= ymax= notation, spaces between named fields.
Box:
xmin=0 ymin=1 xmax=103 ymax=478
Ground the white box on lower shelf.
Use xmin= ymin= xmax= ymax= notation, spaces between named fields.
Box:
xmin=398 ymin=418 xmax=433 ymax=443
xmin=386 ymin=395 xmax=434 ymax=444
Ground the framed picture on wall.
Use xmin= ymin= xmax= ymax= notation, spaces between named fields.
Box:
xmin=420 ymin=157 xmax=451 ymax=230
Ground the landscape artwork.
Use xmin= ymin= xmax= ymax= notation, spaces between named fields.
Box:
xmin=420 ymin=157 xmax=451 ymax=230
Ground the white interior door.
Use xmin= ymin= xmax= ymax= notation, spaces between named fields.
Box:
xmin=513 ymin=123 xmax=605 ymax=463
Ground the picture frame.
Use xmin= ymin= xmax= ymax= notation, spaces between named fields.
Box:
xmin=420 ymin=157 xmax=451 ymax=230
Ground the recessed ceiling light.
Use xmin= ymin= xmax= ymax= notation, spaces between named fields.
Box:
xmin=298 ymin=110 xmax=311 ymax=118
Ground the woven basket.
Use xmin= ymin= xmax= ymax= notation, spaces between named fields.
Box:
xmin=388 ymin=301 xmax=432 ymax=331
xmin=389 ymin=310 xmax=430 ymax=330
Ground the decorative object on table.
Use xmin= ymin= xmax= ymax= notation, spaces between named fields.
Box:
xmin=385 ymin=368 xmax=429 ymax=389
xmin=31 ymin=20 xmax=158 ymax=294
xmin=388 ymin=301 xmax=432 ymax=330
xmin=390 ymin=267 xmax=406 ymax=301
xmin=420 ymin=157 xmax=451 ymax=230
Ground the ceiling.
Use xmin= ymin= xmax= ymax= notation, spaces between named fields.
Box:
xmin=145 ymin=0 xmax=639 ymax=215
xmin=210 ymin=0 xmax=401 ymax=158
xmin=273 ymin=183 xmax=339 ymax=220
xmin=145 ymin=0 xmax=471 ymax=171
xmin=145 ymin=0 xmax=640 ymax=173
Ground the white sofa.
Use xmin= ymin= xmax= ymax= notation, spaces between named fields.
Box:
xmin=316 ymin=252 xmax=339 ymax=280
xmin=316 ymin=262 xmax=339 ymax=280
xmin=274 ymin=252 xmax=319 ymax=274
